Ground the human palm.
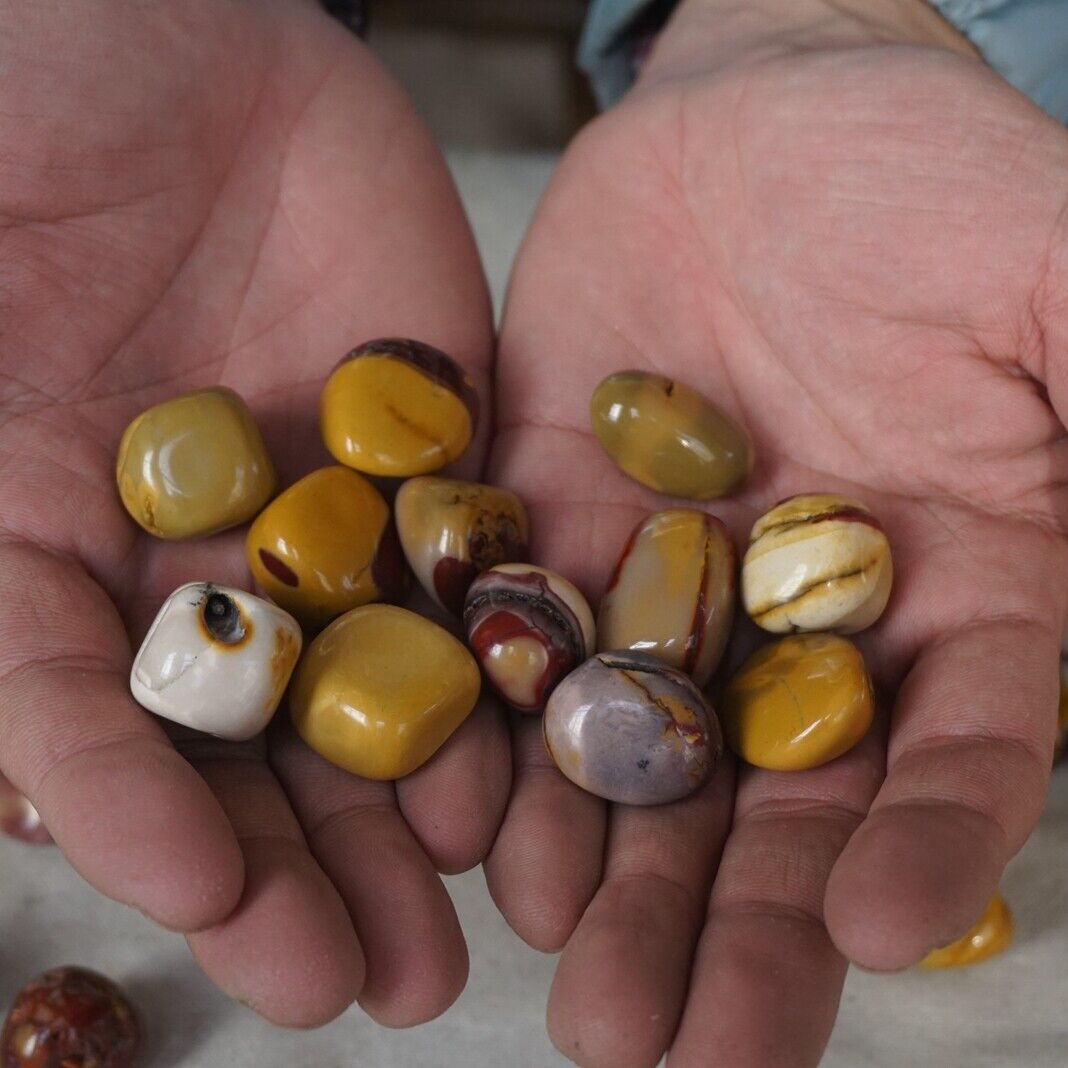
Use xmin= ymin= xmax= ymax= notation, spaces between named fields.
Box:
xmin=0 ymin=0 xmax=509 ymax=1028
xmin=488 ymin=42 xmax=1068 ymax=1067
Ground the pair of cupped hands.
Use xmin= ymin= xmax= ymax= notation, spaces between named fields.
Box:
xmin=3 ymin=0 xmax=1068 ymax=1064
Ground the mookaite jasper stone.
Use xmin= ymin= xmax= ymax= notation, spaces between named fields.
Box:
xmin=544 ymin=651 xmax=722 ymax=806
xmin=116 ymin=386 xmax=275 ymax=539
xmin=598 ymin=508 xmax=735 ymax=687
xmin=246 ymin=465 xmax=408 ymax=630
xmin=395 ymin=477 xmax=529 ymax=615
xmin=290 ymin=604 xmax=481 ymax=780
xmin=590 ymin=371 xmax=752 ymax=500
xmin=130 ymin=582 xmax=302 ymax=742
xmin=1 ymin=966 xmax=141 ymax=1068
xmin=0 ymin=774 xmax=50 ymax=845
xmin=320 ymin=338 xmax=479 ymax=477
xmin=742 ymin=494 xmax=892 ymax=634
xmin=721 ymin=633 xmax=873 ymax=771
xmin=919 ymin=893 xmax=1014 ymax=969
xmin=464 ymin=564 xmax=595 ymax=713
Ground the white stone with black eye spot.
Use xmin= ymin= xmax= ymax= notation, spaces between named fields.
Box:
xmin=130 ymin=581 xmax=303 ymax=741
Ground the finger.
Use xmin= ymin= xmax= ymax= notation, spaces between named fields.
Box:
xmin=270 ymin=723 xmax=468 ymax=1027
xmin=546 ymin=761 xmax=735 ymax=1068
xmin=483 ymin=714 xmax=608 ymax=952
xmin=396 ymin=694 xmax=511 ymax=874
xmin=182 ymin=740 xmax=364 ymax=1028
xmin=668 ymin=728 xmax=885 ymax=1068
xmin=826 ymin=616 xmax=1058 ymax=970
xmin=0 ymin=542 xmax=243 ymax=931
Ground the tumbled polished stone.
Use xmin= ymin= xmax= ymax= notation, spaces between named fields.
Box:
xmin=320 ymin=338 xmax=479 ymax=477
xmin=115 ymin=386 xmax=275 ymax=539
xmin=544 ymin=651 xmax=722 ymax=806
xmin=590 ymin=370 xmax=752 ymax=500
xmin=290 ymin=604 xmax=481 ymax=780
xmin=742 ymin=494 xmax=892 ymax=634
xmin=464 ymin=564 xmax=595 ymax=713
xmin=720 ymin=633 xmax=873 ymax=771
xmin=1058 ymin=636 xmax=1068 ymax=767
xmin=395 ymin=477 xmax=529 ymax=616
xmin=130 ymin=582 xmax=301 ymax=742
xmin=1 ymin=966 xmax=141 ymax=1068
xmin=246 ymin=465 xmax=408 ymax=630
xmin=598 ymin=508 xmax=735 ymax=687
xmin=0 ymin=774 xmax=51 ymax=845
xmin=919 ymin=893 xmax=1014 ymax=969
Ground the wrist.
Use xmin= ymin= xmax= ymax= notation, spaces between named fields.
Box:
xmin=638 ymin=0 xmax=979 ymax=91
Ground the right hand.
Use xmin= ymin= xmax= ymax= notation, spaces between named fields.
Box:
xmin=0 ymin=0 xmax=508 ymax=1028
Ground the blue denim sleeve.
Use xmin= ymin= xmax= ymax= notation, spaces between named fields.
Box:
xmin=579 ymin=0 xmax=1068 ymax=123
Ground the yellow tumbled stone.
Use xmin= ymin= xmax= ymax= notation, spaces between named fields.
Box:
xmin=116 ymin=387 xmax=275 ymax=539
xmin=919 ymin=893 xmax=1014 ymax=969
xmin=289 ymin=604 xmax=481 ymax=780
xmin=720 ymin=633 xmax=873 ymax=771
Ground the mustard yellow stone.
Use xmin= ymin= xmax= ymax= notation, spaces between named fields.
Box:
xmin=116 ymin=387 xmax=275 ymax=539
xmin=320 ymin=338 xmax=478 ymax=477
xmin=590 ymin=371 xmax=753 ymax=500
xmin=720 ymin=633 xmax=873 ymax=771
xmin=245 ymin=466 xmax=408 ymax=631
xmin=289 ymin=604 xmax=481 ymax=780
xmin=919 ymin=893 xmax=1014 ymax=969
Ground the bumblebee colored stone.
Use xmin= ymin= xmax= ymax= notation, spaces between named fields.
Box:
xmin=395 ymin=477 xmax=529 ymax=616
xmin=115 ymin=386 xmax=275 ymax=539
xmin=742 ymin=494 xmax=892 ymax=634
xmin=464 ymin=564 xmax=595 ymax=713
xmin=320 ymin=338 xmax=479 ymax=477
xmin=544 ymin=651 xmax=722 ymax=806
xmin=1 ymin=966 xmax=141 ymax=1068
xmin=598 ymin=508 xmax=735 ymax=687
xmin=590 ymin=370 xmax=752 ymax=500
xmin=919 ymin=893 xmax=1014 ymax=969
xmin=0 ymin=774 xmax=51 ymax=845
xmin=245 ymin=465 xmax=408 ymax=630
xmin=130 ymin=582 xmax=302 ymax=742
xmin=721 ymin=633 xmax=873 ymax=771
xmin=290 ymin=604 xmax=480 ymax=780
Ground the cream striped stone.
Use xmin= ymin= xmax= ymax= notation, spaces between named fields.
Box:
xmin=741 ymin=494 xmax=892 ymax=634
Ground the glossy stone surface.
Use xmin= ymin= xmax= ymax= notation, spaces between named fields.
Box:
xmin=464 ymin=564 xmax=595 ymax=713
xmin=246 ymin=465 xmax=408 ymax=631
xmin=395 ymin=477 xmax=529 ymax=616
xmin=0 ymin=774 xmax=51 ymax=845
xmin=720 ymin=633 xmax=874 ymax=771
xmin=1 ymin=966 xmax=140 ymax=1068
xmin=590 ymin=371 xmax=752 ymax=500
xmin=290 ymin=604 xmax=480 ymax=780
xmin=116 ymin=386 xmax=275 ymax=539
xmin=598 ymin=508 xmax=735 ymax=687
xmin=130 ymin=582 xmax=301 ymax=742
xmin=320 ymin=338 xmax=479 ymax=477
xmin=544 ymin=651 xmax=722 ymax=806
xmin=919 ymin=893 xmax=1014 ymax=969
xmin=742 ymin=494 xmax=892 ymax=634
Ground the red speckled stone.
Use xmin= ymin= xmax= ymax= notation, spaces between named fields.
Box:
xmin=0 ymin=776 xmax=51 ymax=846
xmin=1 ymin=967 xmax=141 ymax=1068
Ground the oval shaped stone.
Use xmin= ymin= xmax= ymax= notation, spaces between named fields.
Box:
xmin=116 ymin=386 xmax=275 ymax=539
xmin=464 ymin=564 xmax=595 ymax=713
xmin=0 ymin=774 xmax=51 ymax=845
xmin=590 ymin=371 xmax=752 ymax=500
xmin=246 ymin=466 xmax=408 ymax=631
xmin=320 ymin=338 xmax=479 ymax=477
xmin=598 ymin=508 xmax=735 ymax=687
xmin=544 ymin=651 xmax=722 ymax=806
xmin=395 ymin=477 xmax=529 ymax=616
xmin=721 ymin=633 xmax=873 ymax=771
xmin=1 ymin=966 xmax=141 ymax=1068
xmin=918 ymin=893 xmax=1014 ymax=969
xmin=742 ymin=494 xmax=892 ymax=634
xmin=290 ymin=604 xmax=481 ymax=780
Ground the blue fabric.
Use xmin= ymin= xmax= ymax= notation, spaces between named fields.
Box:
xmin=579 ymin=0 xmax=1068 ymax=123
